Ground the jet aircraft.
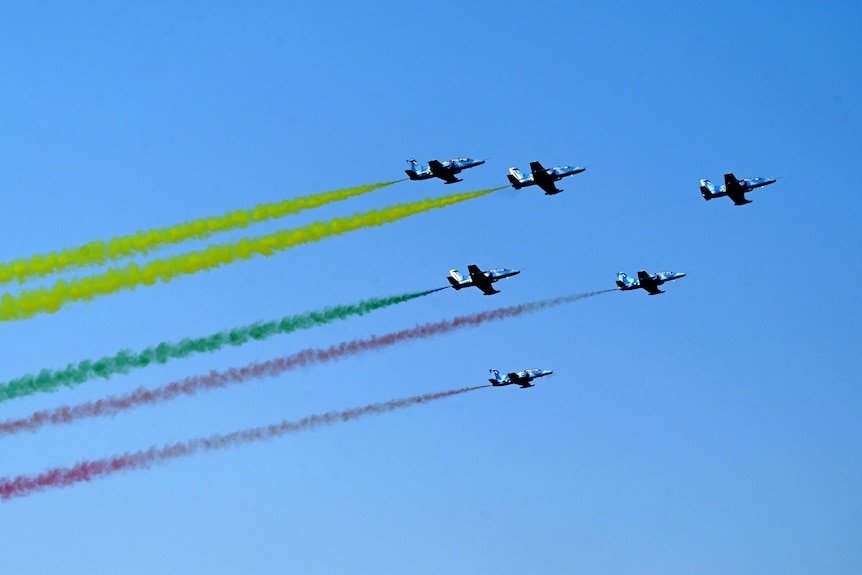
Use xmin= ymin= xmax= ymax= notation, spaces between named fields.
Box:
xmin=616 ymin=270 xmax=686 ymax=295
xmin=700 ymin=173 xmax=777 ymax=205
xmin=405 ymin=158 xmax=485 ymax=184
xmin=488 ymin=368 xmax=553 ymax=388
xmin=448 ymin=264 xmax=520 ymax=295
xmin=507 ymin=161 xmax=586 ymax=195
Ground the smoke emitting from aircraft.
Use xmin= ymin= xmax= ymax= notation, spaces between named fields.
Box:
xmin=0 ymin=289 xmax=611 ymax=437
xmin=0 ymin=288 xmax=446 ymax=404
xmin=0 ymin=182 xmax=397 ymax=285
xmin=0 ymin=188 xmax=499 ymax=322
xmin=0 ymin=386 xmax=485 ymax=501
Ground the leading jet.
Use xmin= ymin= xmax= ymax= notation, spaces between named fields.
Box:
xmin=700 ymin=173 xmax=777 ymax=205
xmin=489 ymin=368 xmax=553 ymax=388
xmin=616 ymin=270 xmax=686 ymax=295
xmin=448 ymin=264 xmax=520 ymax=295
xmin=507 ymin=161 xmax=586 ymax=195
xmin=405 ymin=158 xmax=485 ymax=184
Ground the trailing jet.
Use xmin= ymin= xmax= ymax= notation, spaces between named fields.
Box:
xmin=507 ymin=161 xmax=586 ymax=195
xmin=700 ymin=173 xmax=777 ymax=205
xmin=616 ymin=270 xmax=686 ymax=295
xmin=488 ymin=368 xmax=553 ymax=388
xmin=405 ymin=158 xmax=485 ymax=184
xmin=448 ymin=264 xmax=520 ymax=295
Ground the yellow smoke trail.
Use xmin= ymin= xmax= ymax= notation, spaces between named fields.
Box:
xmin=0 ymin=188 xmax=499 ymax=322
xmin=0 ymin=181 xmax=396 ymax=285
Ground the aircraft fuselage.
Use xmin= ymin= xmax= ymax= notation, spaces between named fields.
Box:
xmin=617 ymin=270 xmax=686 ymax=295
xmin=488 ymin=368 xmax=554 ymax=388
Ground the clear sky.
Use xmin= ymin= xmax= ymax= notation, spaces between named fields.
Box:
xmin=0 ymin=2 xmax=860 ymax=573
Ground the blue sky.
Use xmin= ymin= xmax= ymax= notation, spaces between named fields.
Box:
xmin=0 ymin=2 xmax=860 ymax=573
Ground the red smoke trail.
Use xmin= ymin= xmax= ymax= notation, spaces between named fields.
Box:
xmin=0 ymin=290 xmax=612 ymax=437
xmin=0 ymin=386 xmax=484 ymax=501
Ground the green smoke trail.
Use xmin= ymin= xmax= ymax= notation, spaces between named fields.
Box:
xmin=0 ymin=288 xmax=443 ymax=403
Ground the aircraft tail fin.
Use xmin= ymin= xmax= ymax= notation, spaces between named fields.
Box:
xmin=488 ymin=369 xmax=505 ymax=386
xmin=507 ymin=167 xmax=524 ymax=189
xmin=448 ymin=269 xmax=464 ymax=289
xmin=616 ymin=272 xmax=636 ymax=289
xmin=699 ymin=179 xmax=716 ymax=200
xmin=405 ymin=159 xmax=424 ymax=180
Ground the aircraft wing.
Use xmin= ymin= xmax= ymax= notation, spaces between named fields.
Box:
xmin=467 ymin=264 xmax=499 ymax=295
xmin=506 ymin=372 xmax=537 ymax=386
xmin=723 ymin=173 xmax=739 ymax=188
xmin=723 ymin=173 xmax=751 ymax=205
xmin=477 ymin=284 xmax=499 ymax=295
xmin=531 ymin=165 xmax=561 ymax=194
xmin=636 ymin=270 xmax=663 ymax=294
xmin=535 ymin=179 xmax=561 ymax=195
xmin=428 ymin=159 xmax=461 ymax=183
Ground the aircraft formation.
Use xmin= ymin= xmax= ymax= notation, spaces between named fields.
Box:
xmin=408 ymin=157 xmax=777 ymax=205
xmin=407 ymin=156 xmax=780 ymax=387
xmin=0 ymin=156 xmax=782 ymax=498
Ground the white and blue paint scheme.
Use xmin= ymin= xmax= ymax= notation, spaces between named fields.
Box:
xmin=507 ymin=160 xmax=586 ymax=195
xmin=448 ymin=264 xmax=520 ymax=295
xmin=405 ymin=157 xmax=485 ymax=184
xmin=700 ymin=173 xmax=777 ymax=205
xmin=488 ymin=368 xmax=554 ymax=389
xmin=617 ymin=270 xmax=686 ymax=295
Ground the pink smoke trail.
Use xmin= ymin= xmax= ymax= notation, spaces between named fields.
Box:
xmin=0 ymin=386 xmax=484 ymax=501
xmin=0 ymin=290 xmax=612 ymax=437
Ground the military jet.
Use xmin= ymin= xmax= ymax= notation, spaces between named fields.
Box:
xmin=488 ymin=368 xmax=553 ymax=389
xmin=448 ymin=264 xmax=520 ymax=295
xmin=405 ymin=158 xmax=485 ymax=184
xmin=616 ymin=270 xmax=686 ymax=295
xmin=700 ymin=173 xmax=777 ymax=205
xmin=507 ymin=161 xmax=586 ymax=195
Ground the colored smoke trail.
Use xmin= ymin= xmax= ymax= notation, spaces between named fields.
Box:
xmin=0 ymin=182 xmax=395 ymax=285
xmin=0 ymin=386 xmax=485 ymax=501
xmin=0 ymin=290 xmax=612 ymax=437
xmin=0 ymin=188 xmax=498 ymax=322
xmin=0 ymin=288 xmax=446 ymax=403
